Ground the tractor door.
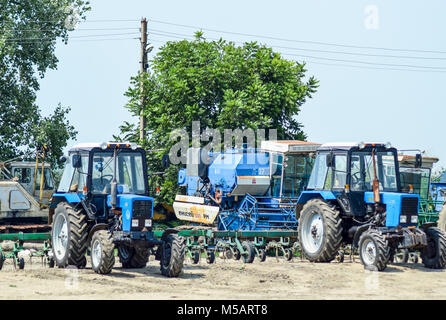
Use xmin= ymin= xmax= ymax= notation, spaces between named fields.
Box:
xmin=347 ymin=153 xmax=367 ymax=216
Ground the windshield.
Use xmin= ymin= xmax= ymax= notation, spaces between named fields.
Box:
xmin=92 ymin=151 xmax=146 ymax=194
xmin=400 ymin=167 xmax=430 ymax=199
xmin=350 ymin=150 xmax=398 ymax=192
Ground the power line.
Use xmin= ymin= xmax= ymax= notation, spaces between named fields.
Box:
xmin=287 ymin=57 xmax=446 ymax=73
xmin=1 ymin=27 xmax=139 ymax=32
xmin=24 ymin=18 xmax=139 ymax=24
xmin=2 ymin=32 xmax=139 ymax=41
xmin=147 ymin=35 xmax=446 ymax=74
xmin=280 ymin=52 xmax=446 ymax=70
xmin=149 ymin=28 xmax=446 ymax=61
xmin=149 ymin=18 xmax=446 ymax=55
xmin=146 ymin=31 xmax=446 ymax=71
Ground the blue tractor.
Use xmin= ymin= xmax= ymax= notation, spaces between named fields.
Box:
xmin=49 ymin=142 xmax=185 ymax=276
xmin=297 ymin=142 xmax=446 ymax=271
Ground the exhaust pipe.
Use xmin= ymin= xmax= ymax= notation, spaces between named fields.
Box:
xmin=110 ymin=147 xmax=118 ymax=209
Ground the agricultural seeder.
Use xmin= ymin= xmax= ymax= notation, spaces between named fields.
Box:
xmin=171 ymin=141 xmax=446 ymax=271
xmin=171 ymin=140 xmax=319 ymax=264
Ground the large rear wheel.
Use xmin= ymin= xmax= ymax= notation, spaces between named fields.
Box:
xmin=118 ymin=246 xmax=149 ymax=268
xmin=298 ymin=199 xmax=342 ymax=262
xmin=51 ymin=202 xmax=88 ymax=268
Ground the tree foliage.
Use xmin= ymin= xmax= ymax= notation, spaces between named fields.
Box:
xmin=0 ymin=0 xmax=89 ymax=167
xmin=120 ymin=33 xmax=319 ymax=204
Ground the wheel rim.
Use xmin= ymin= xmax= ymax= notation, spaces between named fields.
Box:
xmin=301 ymin=211 xmax=324 ymax=254
xmin=91 ymin=239 xmax=102 ymax=268
xmin=53 ymin=214 xmax=69 ymax=261
xmin=394 ymin=249 xmax=405 ymax=263
xmin=361 ymin=239 xmax=377 ymax=265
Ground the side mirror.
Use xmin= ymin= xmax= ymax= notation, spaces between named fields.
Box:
xmin=415 ymin=154 xmax=422 ymax=168
xmin=161 ymin=154 xmax=170 ymax=169
xmin=326 ymin=153 xmax=334 ymax=167
xmin=72 ymin=155 xmax=82 ymax=168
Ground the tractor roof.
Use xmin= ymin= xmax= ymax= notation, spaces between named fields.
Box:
xmin=260 ymin=140 xmax=321 ymax=153
xmin=318 ymin=142 xmax=390 ymax=151
xmin=8 ymin=161 xmax=51 ymax=168
xmin=69 ymin=142 xmax=140 ymax=152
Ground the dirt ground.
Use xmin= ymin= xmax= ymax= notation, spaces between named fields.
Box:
xmin=0 ymin=253 xmax=445 ymax=300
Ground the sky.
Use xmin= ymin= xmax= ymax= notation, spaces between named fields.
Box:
xmin=36 ymin=0 xmax=446 ymax=172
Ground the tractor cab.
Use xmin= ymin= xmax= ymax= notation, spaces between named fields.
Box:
xmin=50 ymin=142 xmax=184 ymax=276
xmin=298 ymin=142 xmax=419 ymax=227
xmin=52 ymin=142 xmax=153 ymax=232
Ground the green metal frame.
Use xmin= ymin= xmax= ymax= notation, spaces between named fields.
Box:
xmin=418 ymin=199 xmax=443 ymax=225
xmin=0 ymin=232 xmax=51 ymax=270
xmin=153 ymin=229 xmax=300 ymax=263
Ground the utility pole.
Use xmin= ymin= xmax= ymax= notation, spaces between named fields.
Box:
xmin=139 ymin=17 xmax=148 ymax=142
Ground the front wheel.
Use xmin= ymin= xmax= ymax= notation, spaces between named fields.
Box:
xmin=90 ymin=230 xmax=115 ymax=274
xmin=421 ymin=227 xmax=446 ymax=269
xmin=241 ymin=241 xmax=255 ymax=264
xmin=206 ymin=250 xmax=215 ymax=264
xmin=160 ymin=234 xmax=185 ymax=277
xmin=358 ymin=229 xmax=390 ymax=271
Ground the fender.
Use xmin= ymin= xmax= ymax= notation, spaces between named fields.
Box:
xmin=352 ymin=224 xmax=373 ymax=249
xmin=160 ymin=228 xmax=180 ymax=241
xmin=419 ymin=222 xmax=436 ymax=230
xmin=155 ymin=228 xmax=181 ymax=261
xmin=297 ymin=190 xmax=337 ymax=204
xmin=50 ymin=193 xmax=82 ymax=208
xmin=87 ymin=223 xmax=109 ymax=245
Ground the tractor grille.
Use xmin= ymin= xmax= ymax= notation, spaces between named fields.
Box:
xmin=133 ymin=200 xmax=152 ymax=218
xmin=401 ymin=197 xmax=418 ymax=224
xmin=131 ymin=200 xmax=152 ymax=231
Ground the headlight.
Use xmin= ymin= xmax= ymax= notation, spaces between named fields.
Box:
xmin=131 ymin=219 xmax=139 ymax=227
xmin=411 ymin=216 xmax=418 ymax=224
xmin=144 ymin=219 xmax=152 ymax=227
xmin=400 ymin=215 xmax=407 ymax=223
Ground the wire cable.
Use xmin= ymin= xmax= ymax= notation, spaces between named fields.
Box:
xmin=149 ymin=18 xmax=446 ymax=55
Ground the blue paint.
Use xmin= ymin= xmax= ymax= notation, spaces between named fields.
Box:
xmin=51 ymin=193 xmax=83 ymax=207
xmin=297 ymin=190 xmax=337 ymax=204
xmin=106 ymin=194 xmax=154 ymax=232
xmin=364 ymin=192 xmax=419 ymax=227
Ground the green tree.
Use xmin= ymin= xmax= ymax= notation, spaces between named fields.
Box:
xmin=119 ymin=33 xmax=318 ymax=204
xmin=0 ymin=0 xmax=90 ymax=167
